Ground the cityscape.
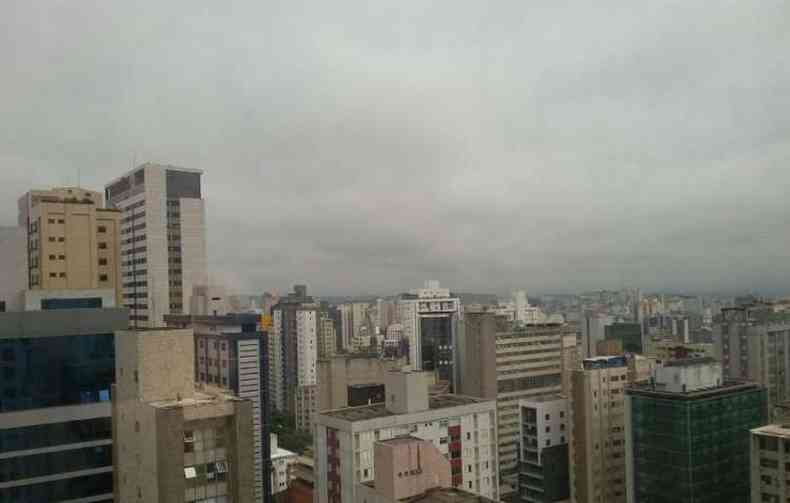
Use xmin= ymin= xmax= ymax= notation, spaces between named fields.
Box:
xmin=2 ymin=2 xmax=789 ymax=503
xmin=0 ymin=165 xmax=788 ymax=503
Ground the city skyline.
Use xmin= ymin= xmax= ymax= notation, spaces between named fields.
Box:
xmin=2 ymin=1 xmax=789 ymax=296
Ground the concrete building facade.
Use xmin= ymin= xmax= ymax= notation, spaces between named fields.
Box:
xmin=570 ymin=356 xmax=629 ymax=503
xmin=105 ymin=163 xmax=208 ymax=327
xmin=459 ymin=310 xmax=573 ymax=500
xmin=519 ymin=397 xmax=571 ymax=503
xmin=17 ymin=186 xmax=122 ymax=307
xmin=112 ymin=328 xmax=256 ymax=503
xmin=317 ymin=355 xmax=409 ymax=411
xmin=314 ymin=371 xmax=499 ymax=503
xmin=751 ymin=423 xmax=790 ymax=503
xmin=318 ymin=314 xmax=337 ymax=359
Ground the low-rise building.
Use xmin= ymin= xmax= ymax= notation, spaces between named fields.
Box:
xmin=314 ymin=371 xmax=499 ymax=503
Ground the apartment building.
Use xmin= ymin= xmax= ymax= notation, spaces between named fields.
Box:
xmin=105 ymin=163 xmax=208 ymax=327
xmin=518 ymin=396 xmax=571 ymax=503
xmin=714 ymin=303 xmax=790 ymax=416
xmin=751 ymin=422 xmax=790 ymax=503
xmin=166 ymin=313 xmax=270 ymax=502
xmin=570 ymin=356 xmax=629 ymax=503
xmin=319 ymin=314 xmax=337 ymax=358
xmin=112 ymin=328 xmax=256 ymax=502
xmin=0 ymin=307 xmax=127 ymax=502
xmin=626 ymin=358 xmax=765 ymax=503
xmin=269 ymin=285 xmax=319 ymax=432
xmin=459 ymin=309 xmax=573 ymax=500
xmin=314 ymin=371 xmax=499 ymax=503
xmin=17 ymin=186 xmax=122 ymax=306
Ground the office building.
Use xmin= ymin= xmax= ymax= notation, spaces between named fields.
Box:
xmin=398 ymin=281 xmax=461 ymax=390
xmin=15 ymin=186 xmax=122 ymax=306
xmin=750 ymin=420 xmax=790 ymax=503
xmin=105 ymin=163 xmax=208 ymax=327
xmin=319 ymin=314 xmax=337 ymax=358
xmin=714 ymin=303 xmax=790 ymax=416
xmin=604 ymin=323 xmax=643 ymax=354
xmin=314 ymin=371 xmax=499 ymax=503
xmin=166 ymin=313 xmax=270 ymax=502
xmin=112 ymin=327 xmax=256 ymax=502
xmin=317 ymin=354 xmax=409 ymax=411
xmin=0 ymin=307 xmax=127 ymax=502
xmin=570 ymin=356 xmax=629 ymax=503
xmin=626 ymin=358 xmax=766 ymax=503
xmin=270 ymin=433 xmax=297 ymax=495
xmin=269 ymin=285 xmax=318 ymax=431
xmin=459 ymin=309 xmax=572 ymax=500
xmin=518 ymin=397 xmax=570 ymax=503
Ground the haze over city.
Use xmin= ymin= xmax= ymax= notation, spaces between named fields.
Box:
xmin=2 ymin=0 xmax=789 ymax=296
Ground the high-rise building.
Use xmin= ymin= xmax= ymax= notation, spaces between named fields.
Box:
xmin=604 ymin=323 xmax=643 ymax=354
xmin=580 ymin=313 xmax=612 ymax=359
xmin=398 ymin=281 xmax=461 ymax=389
xmin=338 ymin=304 xmax=353 ymax=352
xmin=16 ymin=186 xmax=122 ymax=306
xmin=0 ymin=307 xmax=127 ymax=502
xmin=750 ymin=420 xmax=790 ymax=503
xmin=714 ymin=303 xmax=790 ymax=416
xmin=570 ymin=356 xmax=629 ymax=503
xmin=166 ymin=312 xmax=271 ymax=502
xmin=518 ymin=396 xmax=571 ymax=503
xmin=105 ymin=163 xmax=208 ymax=327
xmin=0 ymin=226 xmax=27 ymax=311
xmin=318 ymin=313 xmax=337 ymax=358
xmin=314 ymin=371 xmax=499 ymax=503
xmin=626 ymin=358 xmax=766 ymax=503
xmin=459 ymin=309 xmax=573 ymax=500
xmin=112 ymin=327 xmax=256 ymax=502
xmin=270 ymin=285 xmax=318 ymax=432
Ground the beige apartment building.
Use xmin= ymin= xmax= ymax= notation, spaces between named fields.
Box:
xmin=570 ymin=356 xmax=629 ymax=503
xmin=319 ymin=313 xmax=337 ymax=358
xmin=17 ymin=186 xmax=122 ymax=306
xmin=112 ymin=328 xmax=256 ymax=503
xmin=459 ymin=309 xmax=575 ymax=501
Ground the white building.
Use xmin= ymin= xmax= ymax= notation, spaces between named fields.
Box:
xmin=270 ymin=433 xmax=298 ymax=495
xmin=105 ymin=163 xmax=208 ymax=327
xmin=384 ymin=323 xmax=403 ymax=348
xmin=295 ymin=308 xmax=319 ymax=431
xmin=314 ymin=371 xmax=499 ymax=503
xmin=398 ymin=281 xmax=461 ymax=388
xmin=519 ymin=396 xmax=571 ymax=503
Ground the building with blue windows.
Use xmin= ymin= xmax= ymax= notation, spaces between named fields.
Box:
xmin=0 ymin=307 xmax=127 ymax=503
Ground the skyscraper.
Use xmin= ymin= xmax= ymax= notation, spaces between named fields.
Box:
xmin=398 ymin=281 xmax=461 ymax=389
xmin=269 ymin=285 xmax=319 ymax=431
xmin=105 ymin=163 xmax=208 ymax=327
xmin=112 ymin=327 xmax=256 ymax=502
xmin=0 ymin=307 xmax=127 ymax=502
xmin=16 ymin=186 xmax=122 ymax=306
xmin=626 ymin=358 xmax=766 ymax=503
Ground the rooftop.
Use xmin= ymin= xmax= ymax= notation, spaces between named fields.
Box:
xmin=627 ymin=379 xmax=761 ymax=400
xmin=402 ymin=487 xmax=498 ymax=502
xmin=752 ymin=424 xmax=790 ymax=439
xmin=663 ymin=357 xmax=717 ymax=368
xmin=319 ymin=394 xmax=487 ymax=422
xmin=148 ymin=389 xmax=242 ymax=410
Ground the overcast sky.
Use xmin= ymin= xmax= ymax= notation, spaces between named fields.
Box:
xmin=2 ymin=1 xmax=789 ymax=296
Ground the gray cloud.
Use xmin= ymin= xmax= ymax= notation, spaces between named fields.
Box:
xmin=2 ymin=0 xmax=789 ymax=296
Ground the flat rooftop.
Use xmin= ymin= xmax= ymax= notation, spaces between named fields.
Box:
xmin=663 ymin=357 xmax=717 ymax=368
xmin=627 ymin=380 xmax=761 ymax=401
xmin=752 ymin=424 xmax=790 ymax=439
xmin=403 ymin=487 xmax=498 ymax=502
xmin=149 ymin=390 xmax=242 ymax=410
xmin=320 ymin=394 xmax=487 ymax=422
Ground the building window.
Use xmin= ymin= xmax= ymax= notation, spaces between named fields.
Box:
xmin=49 ymin=237 xmax=56 ymax=242
xmin=99 ymin=274 xmax=108 ymax=282
xmin=58 ymin=219 xmax=65 ymax=224
xmin=98 ymin=226 xmax=107 ymax=233
xmin=59 ymin=254 xmax=65 ymax=260
xmin=99 ymin=258 xmax=108 ymax=266
xmin=58 ymin=237 xmax=65 ymax=242
xmin=49 ymin=254 xmax=56 ymax=260
xmin=50 ymin=273 xmax=57 ymax=278
xmin=59 ymin=272 xmax=66 ymax=278
xmin=98 ymin=242 xmax=107 ymax=249
xmin=48 ymin=218 xmax=55 ymax=224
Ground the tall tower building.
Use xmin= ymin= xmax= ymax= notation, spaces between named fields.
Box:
xmin=318 ymin=313 xmax=337 ymax=358
xmin=398 ymin=281 xmax=461 ymax=389
xmin=458 ymin=309 xmax=572 ymax=500
xmin=570 ymin=356 xmax=629 ymax=503
xmin=17 ymin=186 xmax=122 ymax=306
xmin=105 ymin=163 xmax=207 ymax=327
xmin=269 ymin=285 xmax=319 ymax=431
xmin=626 ymin=358 xmax=765 ymax=503
xmin=0 ymin=307 xmax=127 ymax=502
xmin=112 ymin=328 xmax=256 ymax=502
xmin=714 ymin=303 xmax=790 ymax=416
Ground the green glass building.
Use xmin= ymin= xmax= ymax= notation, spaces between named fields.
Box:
xmin=626 ymin=363 xmax=766 ymax=503
xmin=605 ymin=322 xmax=643 ymax=354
